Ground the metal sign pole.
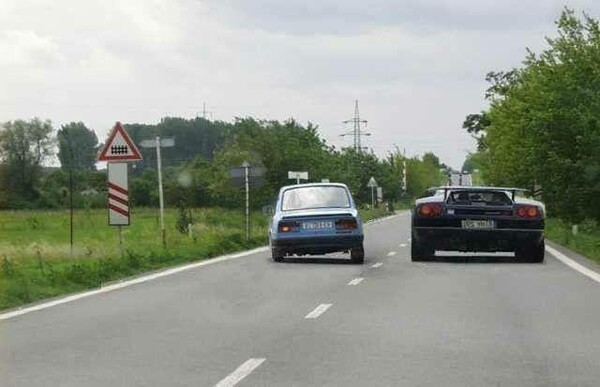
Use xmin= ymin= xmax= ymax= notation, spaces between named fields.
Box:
xmin=118 ymin=225 xmax=124 ymax=257
xmin=243 ymin=161 xmax=250 ymax=242
xmin=371 ymin=186 xmax=375 ymax=210
xmin=156 ymin=136 xmax=166 ymax=247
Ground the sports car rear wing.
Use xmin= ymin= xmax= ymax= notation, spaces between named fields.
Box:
xmin=427 ymin=186 xmax=529 ymax=202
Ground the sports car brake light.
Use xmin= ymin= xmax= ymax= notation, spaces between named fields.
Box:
xmin=336 ymin=218 xmax=358 ymax=229
xmin=515 ymin=205 xmax=540 ymax=218
xmin=278 ymin=221 xmax=299 ymax=232
xmin=418 ymin=203 xmax=444 ymax=217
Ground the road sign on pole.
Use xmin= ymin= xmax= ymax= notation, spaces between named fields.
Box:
xmin=140 ymin=136 xmax=175 ymax=247
xmin=98 ymin=122 xmax=143 ymax=162
xmin=367 ymin=177 xmax=378 ymax=209
xmin=107 ymin=163 xmax=130 ymax=226
xmin=288 ymin=171 xmax=308 ymax=184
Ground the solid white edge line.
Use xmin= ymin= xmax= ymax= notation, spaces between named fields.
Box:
xmin=347 ymin=277 xmax=364 ymax=286
xmin=546 ymin=245 xmax=600 ymax=284
xmin=214 ymin=358 xmax=266 ymax=387
xmin=1 ymin=212 xmax=408 ymax=321
xmin=305 ymin=303 xmax=332 ymax=319
xmin=0 ymin=246 xmax=269 ymax=321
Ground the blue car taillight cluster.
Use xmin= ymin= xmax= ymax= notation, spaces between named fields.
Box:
xmin=278 ymin=221 xmax=300 ymax=233
xmin=335 ymin=218 xmax=358 ymax=230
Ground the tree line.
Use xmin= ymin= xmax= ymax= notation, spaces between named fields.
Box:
xmin=462 ymin=8 xmax=600 ymax=222
xmin=0 ymin=116 xmax=449 ymax=210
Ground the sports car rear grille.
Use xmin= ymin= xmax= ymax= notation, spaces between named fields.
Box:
xmin=414 ymin=218 xmax=544 ymax=230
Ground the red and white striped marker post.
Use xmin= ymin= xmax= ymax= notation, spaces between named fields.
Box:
xmin=107 ymin=163 xmax=129 ymax=226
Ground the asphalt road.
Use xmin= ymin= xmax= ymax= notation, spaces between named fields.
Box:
xmin=2 ymin=212 xmax=600 ymax=386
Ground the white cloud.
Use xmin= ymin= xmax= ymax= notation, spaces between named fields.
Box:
xmin=1 ymin=0 xmax=600 ymax=169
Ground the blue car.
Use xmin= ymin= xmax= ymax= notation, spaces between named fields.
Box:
xmin=269 ymin=183 xmax=365 ymax=263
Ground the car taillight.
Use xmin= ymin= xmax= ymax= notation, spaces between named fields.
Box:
xmin=336 ymin=218 xmax=358 ymax=230
xmin=418 ymin=203 xmax=444 ymax=217
xmin=515 ymin=205 xmax=540 ymax=218
xmin=278 ymin=221 xmax=299 ymax=232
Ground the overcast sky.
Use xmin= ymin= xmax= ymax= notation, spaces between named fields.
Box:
xmin=2 ymin=0 xmax=599 ymax=169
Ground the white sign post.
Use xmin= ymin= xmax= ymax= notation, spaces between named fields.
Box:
xmin=288 ymin=171 xmax=308 ymax=184
xmin=108 ymin=163 xmax=129 ymax=254
xmin=367 ymin=176 xmax=378 ymax=210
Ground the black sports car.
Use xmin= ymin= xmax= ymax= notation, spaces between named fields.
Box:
xmin=411 ymin=186 xmax=545 ymax=262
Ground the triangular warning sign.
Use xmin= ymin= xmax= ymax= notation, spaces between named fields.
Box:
xmin=98 ymin=122 xmax=143 ymax=162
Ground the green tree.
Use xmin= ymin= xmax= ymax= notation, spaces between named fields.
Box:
xmin=0 ymin=118 xmax=54 ymax=206
xmin=465 ymin=8 xmax=600 ymax=221
xmin=57 ymin=122 xmax=99 ymax=170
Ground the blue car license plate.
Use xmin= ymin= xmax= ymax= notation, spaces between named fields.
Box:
xmin=302 ymin=221 xmax=334 ymax=230
xmin=462 ymin=220 xmax=496 ymax=230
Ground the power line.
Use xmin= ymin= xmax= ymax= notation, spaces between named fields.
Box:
xmin=341 ymin=100 xmax=371 ymax=152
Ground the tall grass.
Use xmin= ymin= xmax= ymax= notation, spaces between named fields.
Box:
xmin=546 ymin=218 xmax=600 ymax=264
xmin=0 ymin=208 xmax=268 ymax=310
xmin=0 ymin=205 xmax=396 ymax=311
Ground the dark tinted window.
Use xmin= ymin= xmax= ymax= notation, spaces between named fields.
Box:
xmin=447 ymin=191 xmax=512 ymax=205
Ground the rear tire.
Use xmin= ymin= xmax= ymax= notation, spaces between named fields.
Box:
xmin=411 ymin=240 xmax=434 ymax=262
xmin=271 ymin=247 xmax=284 ymax=262
xmin=351 ymin=245 xmax=365 ymax=264
xmin=515 ymin=240 xmax=545 ymax=263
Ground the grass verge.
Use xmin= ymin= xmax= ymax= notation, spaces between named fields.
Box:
xmin=0 ymin=205 xmax=395 ymax=311
xmin=0 ymin=207 xmax=268 ymax=311
xmin=546 ymin=218 xmax=600 ymax=264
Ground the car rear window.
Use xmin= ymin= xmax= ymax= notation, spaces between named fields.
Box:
xmin=281 ymin=186 xmax=351 ymax=211
xmin=447 ymin=190 xmax=512 ymax=205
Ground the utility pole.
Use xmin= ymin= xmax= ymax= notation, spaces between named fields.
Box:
xmin=341 ymin=100 xmax=371 ymax=152
xmin=402 ymin=148 xmax=407 ymax=194
xmin=200 ymin=102 xmax=213 ymax=120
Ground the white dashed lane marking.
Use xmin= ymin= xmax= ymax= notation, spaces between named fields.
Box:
xmin=387 ymin=251 xmax=397 ymax=257
xmin=305 ymin=303 xmax=332 ymax=319
xmin=214 ymin=358 xmax=266 ymax=387
xmin=348 ymin=277 xmax=364 ymax=286
xmin=370 ymin=262 xmax=383 ymax=268
xmin=399 ymin=243 xmax=407 ymax=247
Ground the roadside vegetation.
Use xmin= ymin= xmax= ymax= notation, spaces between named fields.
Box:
xmin=0 ymin=208 xmax=268 ymax=310
xmin=461 ymin=8 xmax=600 ymax=259
xmin=546 ymin=219 xmax=600 ymax=264
xmin=0 ymin=204 xmax=401 ymax=311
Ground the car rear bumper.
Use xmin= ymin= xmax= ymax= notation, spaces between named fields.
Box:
xmin=413 ymin=227 xmax=543 ymax=252
xmin=272 ymin=235 xmax=364 ymax=255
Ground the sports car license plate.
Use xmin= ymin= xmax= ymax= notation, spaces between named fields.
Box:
xmin=462 ymin=220 xmax=496 ymax=230
xmin=302 ymin=221 xmax=334 ymax=230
